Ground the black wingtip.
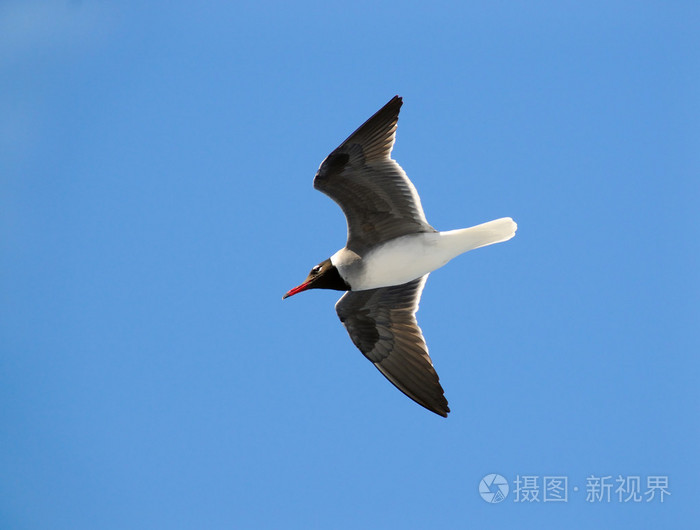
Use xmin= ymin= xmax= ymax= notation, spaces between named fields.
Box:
xmin=329 ymin=95 xmax=404 ymax=162
xmin=388 ymin=95 xmax=403 ymax=109
xmin=365 ymin=95 xmax=403 ymax=123
xmin=425 ymin=399 xmax=450 ymax=418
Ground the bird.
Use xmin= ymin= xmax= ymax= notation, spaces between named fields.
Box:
xmin=283 ymin=96 xmax=516 ymax=417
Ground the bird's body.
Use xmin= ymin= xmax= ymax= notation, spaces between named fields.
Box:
xmin=331 ymin=218 xmax=516 ymax=291
xmin=283 ymin=96 xmax=517 ymax=417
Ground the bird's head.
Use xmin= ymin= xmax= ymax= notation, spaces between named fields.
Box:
xmin=283 ymin=258 xmax=349 ymax=299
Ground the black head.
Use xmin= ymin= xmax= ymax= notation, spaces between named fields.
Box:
xmin=283 ymin=258 xmax=350 ymax=299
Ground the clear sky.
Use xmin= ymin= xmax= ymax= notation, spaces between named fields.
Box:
xmin=2 ymin=1 xmax=698 ymax=528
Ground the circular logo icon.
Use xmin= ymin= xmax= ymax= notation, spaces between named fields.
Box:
xmin=479 ymin=474 xmax=509 ymax=503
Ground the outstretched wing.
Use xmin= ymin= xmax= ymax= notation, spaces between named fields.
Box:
xmin=313 ymin=96 xmax=436 ymax=255
xmin=335 ymin=275 xmax=449 ymax=417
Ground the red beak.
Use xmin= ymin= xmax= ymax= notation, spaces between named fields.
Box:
xmin=282 ymin=281 xmax=311 ymax=299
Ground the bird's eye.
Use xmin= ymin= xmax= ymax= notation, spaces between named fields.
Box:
xmin=311 ymin=265 xmax=321 ymax=274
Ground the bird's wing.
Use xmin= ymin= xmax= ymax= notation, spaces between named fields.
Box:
xmin=335 ymin=275 xmax=449 ymax=417
xmin=313 ymin=96 xmax=436 ymax=255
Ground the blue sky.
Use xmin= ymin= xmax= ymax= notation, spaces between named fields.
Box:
xmin=1 ymin=1 xmax=698 ymax=528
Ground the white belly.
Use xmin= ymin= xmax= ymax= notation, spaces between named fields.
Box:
xmin=356 ymin=233 xmax=449 ymax=289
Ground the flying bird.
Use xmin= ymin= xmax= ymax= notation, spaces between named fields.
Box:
xmin=283 ymin=96 xmax=516 ymax=417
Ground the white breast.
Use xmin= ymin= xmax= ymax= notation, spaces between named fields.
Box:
xmin=331 ymin=232 xmax=450 ymax=291
xmin=355 ymin=233 xmax=447 ymax=289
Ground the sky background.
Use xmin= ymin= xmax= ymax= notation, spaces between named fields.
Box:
xmin=1 ymin=1 xmax=698 ymax=528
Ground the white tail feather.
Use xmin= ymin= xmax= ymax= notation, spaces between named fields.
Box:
xmin=442 ymin=217 xmax=517 ymax=254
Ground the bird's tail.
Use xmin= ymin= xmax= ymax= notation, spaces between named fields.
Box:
xmin=442 ymin=217 xmax=517 ymax=253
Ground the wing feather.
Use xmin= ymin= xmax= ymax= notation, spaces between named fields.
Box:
xmin=335 ymin=275 xmax=449 ymax=417
xmin=313 ymin=96 xmax=436 ymax=254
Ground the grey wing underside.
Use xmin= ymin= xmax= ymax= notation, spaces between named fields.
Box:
xmin=335 ymin=275 xmax=449 ymax=417
xmin=313 ymin=96 xmax=436 ymax=255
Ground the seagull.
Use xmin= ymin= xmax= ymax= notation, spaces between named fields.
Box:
xmin=283 ymin=96 xmax=516 ymax=417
